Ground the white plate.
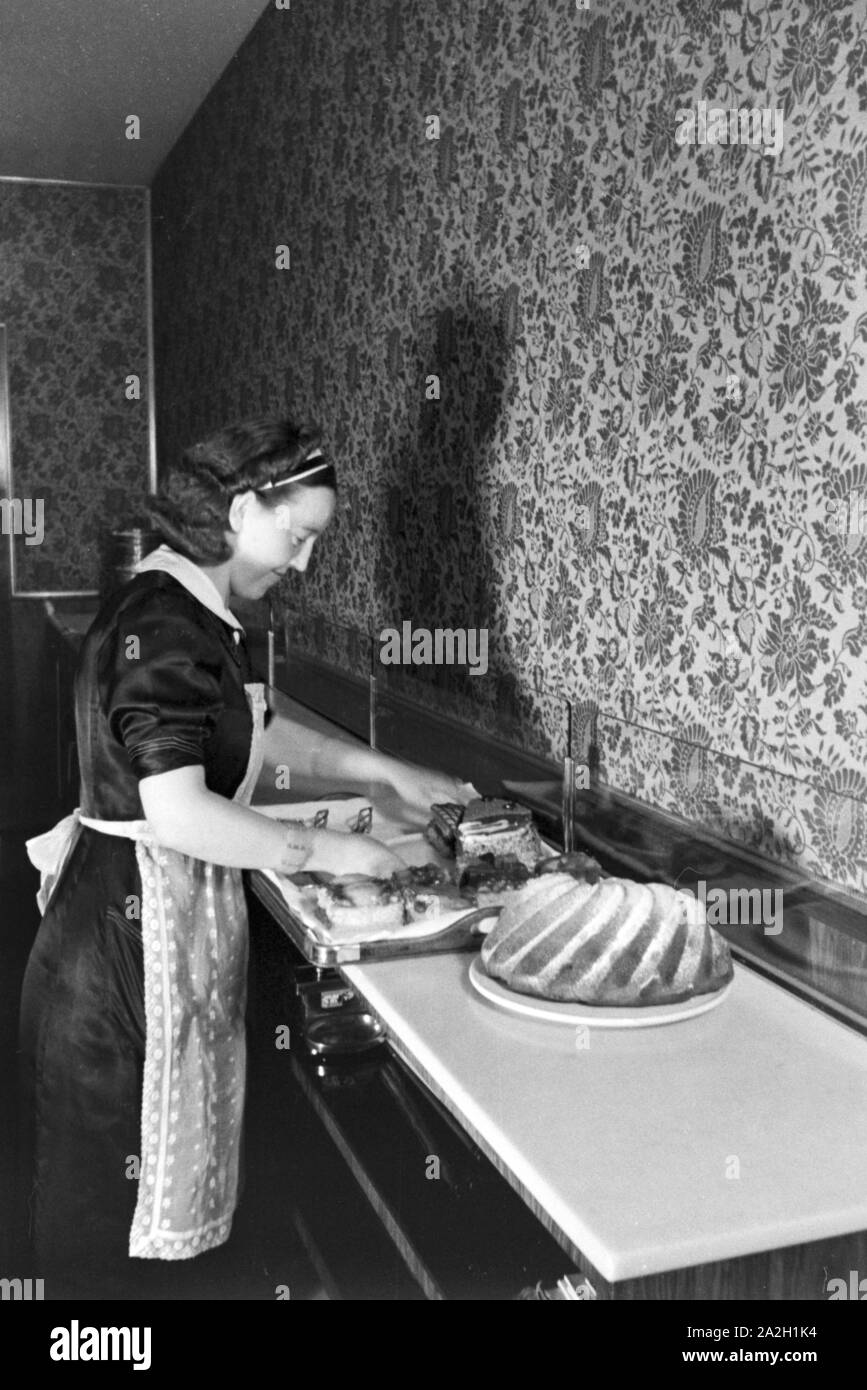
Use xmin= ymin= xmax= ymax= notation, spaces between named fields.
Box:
xmin=468 ymin=956 xmax=735 ymax=1028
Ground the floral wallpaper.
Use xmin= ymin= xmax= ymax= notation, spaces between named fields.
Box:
xmin=0 ymin=181 xmax=150 ymax=592
xmin=151 ymin=0 xmax=867 ymax=896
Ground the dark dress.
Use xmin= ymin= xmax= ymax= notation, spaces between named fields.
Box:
xmin=18 ymin=570 xmax=261 ymax=1299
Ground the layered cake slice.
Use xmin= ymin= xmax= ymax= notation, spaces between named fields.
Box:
xmin=425 ymin=802 xmax=464 ymax=857
xmin=394 ymin=863 xmax=469 ymax=922
xmin=455 ymin=797 xmax=544 ymax=873
xmin=303 ymin=873 xmax=407 ymax=938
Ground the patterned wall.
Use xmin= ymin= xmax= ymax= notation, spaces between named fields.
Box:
xmin=0 ymin=181 xmax=150 ymax=592
xmin=151 ymin=0 xmax=867 ymax=895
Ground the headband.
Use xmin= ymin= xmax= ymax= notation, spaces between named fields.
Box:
xmin=257 ymin=448 xmax=329 ymax=492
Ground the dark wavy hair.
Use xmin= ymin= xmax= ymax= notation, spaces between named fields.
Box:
xmin=145 ymin=415 xmax=337 ymax=564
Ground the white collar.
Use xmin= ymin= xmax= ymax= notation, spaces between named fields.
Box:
xmin=135 ymin=545 xmax=245 ymax=633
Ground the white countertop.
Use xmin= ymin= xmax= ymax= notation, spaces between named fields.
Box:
xmin=252 ymin=693 xmax=867 ymax=1285
xmin=341 ymin=952 xmax=867 ymax=1283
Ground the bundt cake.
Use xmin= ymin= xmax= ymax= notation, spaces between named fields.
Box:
xmin=480 ymin=873 xmax=732 ymax=1006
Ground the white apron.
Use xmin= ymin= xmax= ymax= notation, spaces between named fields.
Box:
xmin=27 ymin=604 xmax=268 ymax=1259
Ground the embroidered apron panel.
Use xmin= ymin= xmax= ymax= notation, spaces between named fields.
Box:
xmin=129 ymin=680 xmax=267 ymax=1259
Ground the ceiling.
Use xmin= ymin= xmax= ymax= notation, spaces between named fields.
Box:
xmin=0 ymin=0 xmax=269 ymax=187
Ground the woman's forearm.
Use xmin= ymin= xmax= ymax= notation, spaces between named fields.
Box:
xmin=262 ymin=711 xmax=397 ymax=787
xmin=141 ymin=770 xmax=313 ymax=871
xmin=259 ymin=710 xmax=467 ymax=813
xmin=313 ymin=737 xmax=397 ymax=785
xmin=139 ymin=766 xmax=405 ymax=879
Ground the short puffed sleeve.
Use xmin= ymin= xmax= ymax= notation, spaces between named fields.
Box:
xmin=103 ymin=596 xmax=226 ymax=781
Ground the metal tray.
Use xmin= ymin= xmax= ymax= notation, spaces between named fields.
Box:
xmin=250 ymin=869 xmax=502 ymax=966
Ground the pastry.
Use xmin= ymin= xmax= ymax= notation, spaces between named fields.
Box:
xmin=425 ymin=803 xmax=464 ymax=857
xmin=458 ymin=858 xmax=530 ymax=906
xmin=455 ymin=798 xmax=543 ymax=874
xmin=405 ymin=884 xmax=469 ymax=922
xmin=534 ymin=851 xmax=603 ymax=883
xmin=393 ymin=863 xmax=469 ymax=921
xmin=309 ymin=873 xmax=406 ymax=937
xmin=481 ymin=874 xmax=732 ymax=1006
xmin=291 ymin=863 xmax=476 ymax=937
xmin=393 ymin=863 xmax=465 ymax=920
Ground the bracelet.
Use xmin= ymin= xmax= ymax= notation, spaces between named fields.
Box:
xmin=279 ymin=820 xmax=313 ymax=873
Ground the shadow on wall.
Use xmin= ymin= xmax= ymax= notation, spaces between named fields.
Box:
xmin=378 ymin=297 xmax=509 ymax=706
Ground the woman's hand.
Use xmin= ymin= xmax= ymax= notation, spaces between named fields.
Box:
xmin=383 ymin=760 xmax=471 ymax=819
xmin=305 ymin=828 xmax=406 ymax=878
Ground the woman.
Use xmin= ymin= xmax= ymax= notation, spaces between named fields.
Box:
xmin=19 ymin=415 xmax=465 ymax=1298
